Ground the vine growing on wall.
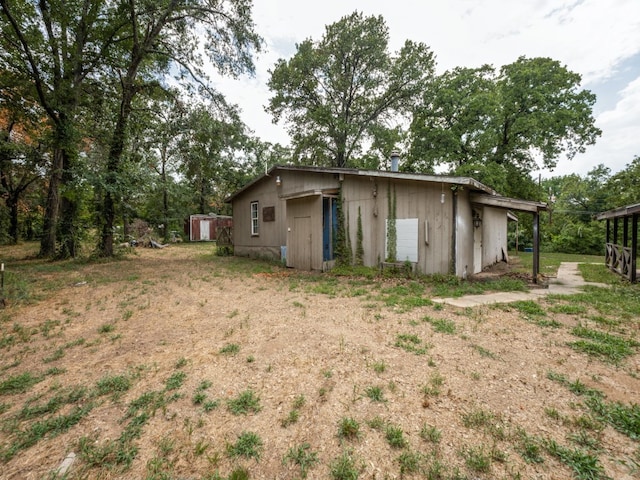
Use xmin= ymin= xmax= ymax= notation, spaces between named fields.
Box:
xmin=334 ymin=184 xmax=350 ymax=265
xmin=355 ymin=206 xmax=364 ymax=265
xmin=386 ymin=182 xmax=397 ymax=262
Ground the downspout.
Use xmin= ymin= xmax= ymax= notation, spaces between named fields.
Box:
xmin=450 ymin=187 xmax=458 ymax=275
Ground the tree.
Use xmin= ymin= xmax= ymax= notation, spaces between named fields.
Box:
xmin=95 ymin=0 xmax=262 ymax=257
xmin=1 ymin=0 xmax=125 ymax=257
xmin=177 ymin=103 xmax=248 ymax=215
xmin=605 ymin=156 xmax=640 ymax=207
xmin=407 ymin=65 xmax=497 ymax=172
xmin=409 ymin=56 xmax=601 ymax=198
xmin=267 ymin=11 xmax=435 ymax=168
xmin=1 ymin=0 xmax=263 ymax=258
xmin=0 ymin=71 xmax=47 ymax=244
xmin=541 ymin=165 xmax=610 ymax=254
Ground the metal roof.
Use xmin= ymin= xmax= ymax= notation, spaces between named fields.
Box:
xmin=596 ymin=203 xmax=640 ymax=220
xmin=225 ymin=164 xmax=500 ymax=202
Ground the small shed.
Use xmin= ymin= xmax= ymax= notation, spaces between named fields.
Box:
xmin=189 ymin=214 xmax=233 ymax=242
xmin=596 ymin=203 xmax=639 ymax=283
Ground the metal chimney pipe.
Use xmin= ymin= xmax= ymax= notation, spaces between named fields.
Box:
xmin=390 ymin=150 xmax=400 ymax=172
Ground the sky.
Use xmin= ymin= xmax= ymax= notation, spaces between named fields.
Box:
xmin=210 ymin=0 xmax=640 ymax=178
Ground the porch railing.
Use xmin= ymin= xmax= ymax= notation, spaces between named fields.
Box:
xmin=605 ymin=243 xmax=633 ymax=280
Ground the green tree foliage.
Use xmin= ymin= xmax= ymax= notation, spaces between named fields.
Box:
xmin=95 ymin=0 xmax=262 ymax=256
xmin=0 ymin=75 xmax=47 ymax=244
xmin=177 ymin=103 xmax=249 ymax=215
xmin=409 ymin=56 xmax=600 ymax=199
xmin=267 ymin=11 xmax=435 ymax=168
xmin=1 ymin=0 xmax=124 ymax=256
xmin=605 ymin=156 xmax=640 ymax=207
xmin=542 ymin=165 xmax=610 ymax=254
xmin=1 ymin=0 xmax=262 ymax=257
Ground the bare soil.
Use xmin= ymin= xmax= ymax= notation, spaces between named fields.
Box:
xmin=0 ymin=243 xmax=638 ymax=479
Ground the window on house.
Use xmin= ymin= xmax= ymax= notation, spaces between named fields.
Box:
xmin=250 ymin=201 xmax=259 ymax=235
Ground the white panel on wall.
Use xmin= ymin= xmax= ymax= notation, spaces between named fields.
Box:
xmin=386 ymin=218 xmax=419 ymax=262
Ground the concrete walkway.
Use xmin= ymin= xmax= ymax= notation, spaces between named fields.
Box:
xmin=432 ymin=262 xmax=608 ymax=308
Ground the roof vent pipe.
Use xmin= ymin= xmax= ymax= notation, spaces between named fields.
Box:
xmin=390 ymin=150 xmax=400 ymax=172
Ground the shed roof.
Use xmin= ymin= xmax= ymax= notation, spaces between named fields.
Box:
xmin=225 ymin=165 xmax=547 ymax=213
xmin=595 ymin=203 xmax=640 ymax=220
xmin=225 ymin=164 xmax=498 ymax=202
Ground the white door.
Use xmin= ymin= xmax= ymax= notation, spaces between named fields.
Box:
xmin=473 ymin=218 xmax=482 ymax=273
xmin=200 ymin=220 xmax=210 ymax=241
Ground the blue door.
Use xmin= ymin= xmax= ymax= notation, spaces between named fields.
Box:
xmin=323 ymin=197 xmax=338 ymax=261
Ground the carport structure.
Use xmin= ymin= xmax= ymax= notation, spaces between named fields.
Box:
xmin=596 ymin=203 xmax=639 ymax=283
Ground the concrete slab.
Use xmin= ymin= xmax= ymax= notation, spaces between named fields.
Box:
xmin=433 ymin=262 xmax=608 ymax=307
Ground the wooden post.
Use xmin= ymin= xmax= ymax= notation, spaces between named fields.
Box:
xmin=632 ymin=213 xmax=638 ymax=283
xmin=532 ymin=211 xmax=540 ymax=284
xmin=450 ymin=188 xmax=457 ymax=275
xmin=623 ymin=216 xmax=629 ymax=247
xmin=613 ymin=218 xmax=618 ymax=245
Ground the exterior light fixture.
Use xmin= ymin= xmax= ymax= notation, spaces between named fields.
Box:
xmin=440 ymin=183 xmax=445 ymax=204
xmin=473 ymin=211 xmax=482 ymax=228
xmin=276 ymin=175 xmax=282 ymax=186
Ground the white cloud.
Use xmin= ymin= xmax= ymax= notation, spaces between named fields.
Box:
xmin=211 ymin=0 xmax=640 ymax=174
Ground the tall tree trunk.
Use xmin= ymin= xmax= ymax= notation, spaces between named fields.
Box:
xmin=99 ymin=81 xmax=136 ymax=257
xmin=39 ymin=147 xmax=63 ymax=257
xmin=199 ymin=178 xmax=207 ymax=214
xmin=7 ymin=192 xmax=19 ymax=244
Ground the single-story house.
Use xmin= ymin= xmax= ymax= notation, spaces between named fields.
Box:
xmin=226 ymin=165 xmax=546 ymax=280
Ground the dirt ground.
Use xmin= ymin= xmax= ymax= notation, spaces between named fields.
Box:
xmin=0 ymin=243 xmax=638 ymax=479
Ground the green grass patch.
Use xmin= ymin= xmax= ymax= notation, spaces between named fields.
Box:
xmin=337 ymin=417 xmax=361 ymax=440
xmin=419 ymin=424 xmax=441 ymax=443
xmin=569 ymin=325 xmax=638 ymax=363
xmin=219 ymin=343 xmax=241 ymax=355
xmin=227 ymin=431 xmax=263 ymax=460
xmin=364 ymin=385 xmax=385 ymax=403
xmin=95 ymin=374 xmax=132 ymax=398
xmin=429 ymin=274 xmax=527 ymax=298
xmin=566 ymin=285 xmax=640 ymax=321
xmin=227 ymin=389 xmax=261 ymax=415
xmin=579 ymin=263 xmax=622 ymax=284
xmin=0 ymin=372 xmax=43 ymax=395
xmin=511 ymin=252 xmax=603 ymax=276
xmin=471 ymin=344 xmax=498 ymax=359
xmin=544 ymin=439 xmax=606 ymax=480
xmin=460 ymin=445 xmax=492 ymax=473
xmin=424 ymin=316 xmax=456 ymax=334
xmin=549 ymin=303 xmax=588 ymax=315
xmin=395 ymin=333 xmax=430 ymax=355
xmin=283 ymin=443 xmax=319 ymax=478
xmin=329 ymin=449 xmax=361 ymax=480
xmin=164 ymin=371 xmax=186 ymax=391
xmin=585 ymin=396 xmax=640 ymax=440
xmin=385 ymin=424 xmax=407 ymax=448
xmin=2 ymin=403 xmax=94 ymax=462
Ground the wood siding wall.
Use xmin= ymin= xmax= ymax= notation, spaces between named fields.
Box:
xmin=456 ymin=189 xmax=474 ymax=277
xmin=231 ymin=176 xmax=287 ymax=259
xmin=481 ymin=207 xmax=508 ymax=267
xmin=230 ymin=169 xmax=509 ymax=276
xmin=342 ymin=177 xmax=454 ymax=275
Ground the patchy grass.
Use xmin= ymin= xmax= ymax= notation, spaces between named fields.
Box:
xmin=227 ymin=389 xmax=261 ymax=415
xmin=1 ymin=243 xmax=638 ymax=479
xmin=569 ymin=325 xmax=639 ymax=363
xmin=0 ymin=372 xmax=43 ymax=395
